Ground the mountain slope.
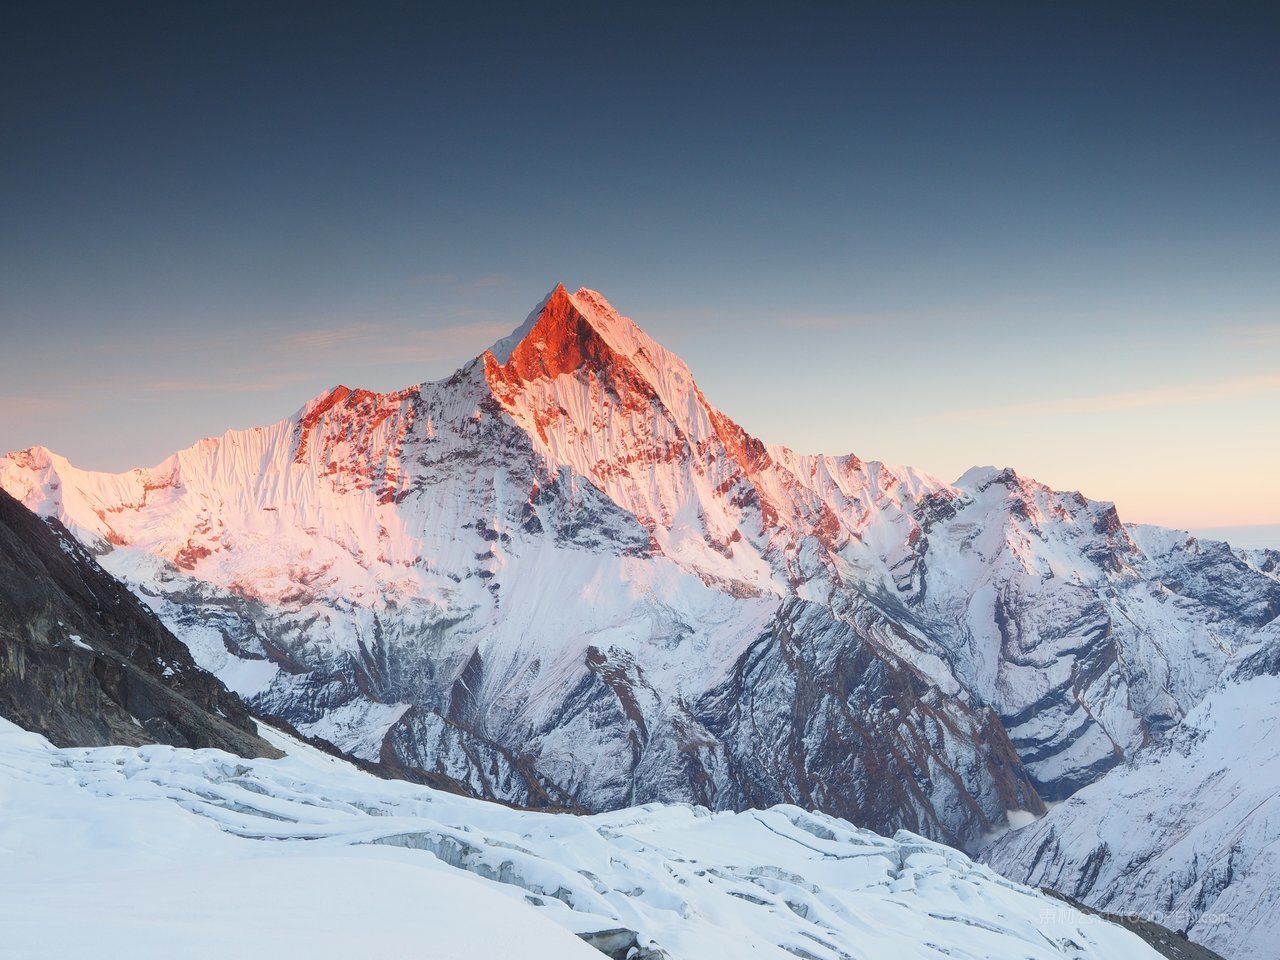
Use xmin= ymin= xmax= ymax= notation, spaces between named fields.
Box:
xmin=0 ymin=716 xmax=1171 ymax=960
xmin=1 ymin=285 xmax=1276 ymax=918
xmin=984 ymin=629 xmax=1280 ymax=960
xmin=0 ymin=487 xmax=277 ymax=757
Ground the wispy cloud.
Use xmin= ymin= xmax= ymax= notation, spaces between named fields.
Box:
xmin=0 ymin=395 xmax=80 ymax=419
xmin=299 ymin=321 xmax=512 ymax=366
xmin=775 ymin=313 xmax=888 ymax=331
xmin=410 ymin=272 xmax=511 ymax=291
xmin=926 ymin=373 xmax=1280 ymax=422
xmin=5 ymin=317 xmax=517 ymax=409
xmin=131 ymin=371 xmax=321 ymax=395
xmin=773 ymin=293 xmax=1055 ymax=332
xmin=279 ymin=326 xmax=385 ymax=351
xmin=124 ymin=319 xmax=514 ymax=396
xmin=1227 ymin=323 xmax=1280 ymax=348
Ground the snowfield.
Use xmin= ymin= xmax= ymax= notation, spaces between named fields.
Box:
xmin=0 ymin=717 xmax=1162 ymax=960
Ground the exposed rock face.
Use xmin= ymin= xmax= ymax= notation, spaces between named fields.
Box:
xmin=692 ymin=599 xmax=1042 ymax=840
xmin=0 ymin=487 xmax=278 ymax=757
xmin=381 ymin=705 xmax=582 ymax=811
xmin=982 ymin=630 xmax=1280 ymax=960
xmin=0 ymin=284 xmax=1276 ymax=869
xmin=576 ymin=927 xmax=667 ymax=960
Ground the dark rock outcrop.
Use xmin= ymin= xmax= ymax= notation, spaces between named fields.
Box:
xmin=0 ymin=488 xmax=279 ymax=757
xmin=694 ymin=598 xmax=1044 ymax=847
xmin=576 ymin=927 xmax=668 ymax=960
xmin=1041 ymin=889 xmax=1227 ymax=960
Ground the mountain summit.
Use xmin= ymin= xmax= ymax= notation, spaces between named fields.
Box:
xmin=487 ymin=284 xmax=655 ymax=374
xmin=2 ymin=284 xmax=1278 ymax=957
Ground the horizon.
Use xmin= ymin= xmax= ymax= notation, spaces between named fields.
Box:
xmin=3 ymin=5 xmax=1277 ymax=529
xmin=5 ymin=279 xmax=1278 ymax=547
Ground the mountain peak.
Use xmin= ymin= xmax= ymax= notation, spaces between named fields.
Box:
xmin=488 ymin=285 xmax=606 ymax=384
xmin=3 ymin=446 xmax=58 ymax=470
xmin=486 ymin=284 xmax=567 ymax=364
xmin=483 ymin=283 xmax=659 ymax=387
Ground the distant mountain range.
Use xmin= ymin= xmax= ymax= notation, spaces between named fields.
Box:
xmin=1188 ymin=525 xmax=1280 ymax=551
xmin=2 ymin=284 xmax=1275 ymax=957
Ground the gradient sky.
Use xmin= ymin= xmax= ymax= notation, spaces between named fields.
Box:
xmin=2 ymin=2 xmax=1277 ymax=530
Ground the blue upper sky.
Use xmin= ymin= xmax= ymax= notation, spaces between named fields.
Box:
xmin=2 ymin=2 xmax=1277 ymax=527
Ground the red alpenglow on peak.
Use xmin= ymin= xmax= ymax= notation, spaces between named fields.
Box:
xmin=478 ymin=283 xmax=793 ymax=552
xmin=483 ymin=283 xmax=774 ymax=475
xmin=482 ymin=284 xmax=692 ymax=428
xmin=485 ymin=283 xmax=627 ymax=384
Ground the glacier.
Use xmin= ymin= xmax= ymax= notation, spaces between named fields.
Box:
xmin=0 ymin=716 xmax=1168 ymax=960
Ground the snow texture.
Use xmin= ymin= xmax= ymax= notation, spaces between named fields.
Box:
xmin=0 ymin=717 xmax=1163 ymax=960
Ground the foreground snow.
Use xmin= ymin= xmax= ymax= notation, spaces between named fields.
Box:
xmin=0 ymin=719 xmax=1159 ymax=960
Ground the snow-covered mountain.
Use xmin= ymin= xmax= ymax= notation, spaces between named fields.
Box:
xmin=0 ymin=485 xmax=275 ymax=758
xmin=984 ymin=559 xmax=1280 ymax=960
xmin=2 ymin=284 xmax=1276 ymax=954
xmin=0 ymin=716 xmax=1173 ymax=960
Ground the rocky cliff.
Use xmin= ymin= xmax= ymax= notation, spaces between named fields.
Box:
xmin=0 ymin=487 xmax=278 ymax=757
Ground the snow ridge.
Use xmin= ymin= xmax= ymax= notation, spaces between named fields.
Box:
xmin=0 ymin=717 xmax=1167 ymax=960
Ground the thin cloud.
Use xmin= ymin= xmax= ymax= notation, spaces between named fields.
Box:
xmin=132 ymin=371 xmax=320 ymax=395
xmin=127 ymin=319 xmax=514 ymax=394
xmin=775 ymin=293 xmax=1054 ymax=332
xmin=306 ymin=320 xmax=513 ymax=366
xmin=15 ymin=317 xmax=517 ymax=408
xmin=411 ymin=272 xmax=511 ymax=291
xmin=460 ymin=274 xmax=510 ymax=291
xmin=0 ymin=395 xmax=80 ymax=419
xmin=927 ymin=373 xmax=1280 ymax=422
xmin=156 ymin=316 xmax=508 ymax=362
xmin=1228 ymin=324 xmax=1280 ymax=348
xmin=279 ymin=326 xmax=391 ymax=351
xmin=776 ymin=312 xmax=891 ymax=331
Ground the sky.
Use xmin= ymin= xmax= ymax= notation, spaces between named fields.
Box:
xmin=2 ymin=2 xmax=1277 ymax=530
